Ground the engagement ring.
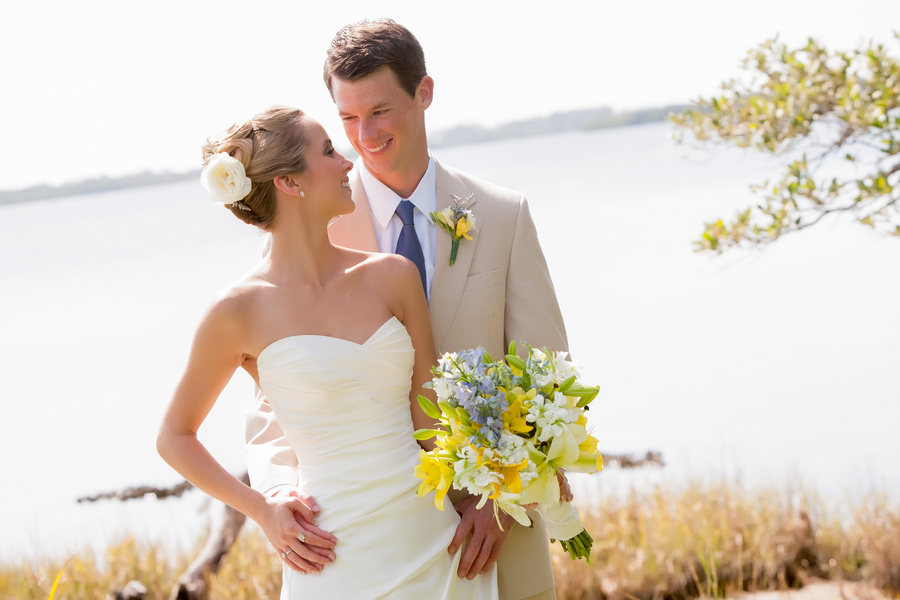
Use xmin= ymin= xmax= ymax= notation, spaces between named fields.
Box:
xmin=297 ymin=531 xmax=307 ymax=543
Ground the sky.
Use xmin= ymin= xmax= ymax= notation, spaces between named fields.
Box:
xmin=1 ymin=0 xmax=897 ymax=190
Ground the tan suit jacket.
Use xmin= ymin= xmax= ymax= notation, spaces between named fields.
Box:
xmin=245 ymin=157 xmax=568 ymax=600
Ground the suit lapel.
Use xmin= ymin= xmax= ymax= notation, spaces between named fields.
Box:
xmin=429 ymin=159 xmax=478 ymax=351
xmin=327 ymin=166 xmax=380 ymax=252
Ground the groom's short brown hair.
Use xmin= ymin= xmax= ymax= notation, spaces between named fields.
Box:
xmin=324 ymin=19 xmax=427 ymax=98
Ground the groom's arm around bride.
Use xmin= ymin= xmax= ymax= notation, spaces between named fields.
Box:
xmin=246 ymin=18 xmax=569 ymax=600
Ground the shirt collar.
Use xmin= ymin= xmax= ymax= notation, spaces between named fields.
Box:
xmin=357 ymin=156 xmax=436 ymax=230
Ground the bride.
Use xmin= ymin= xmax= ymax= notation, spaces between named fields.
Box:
xmin=157 ymin=106 xmax=497 ymax=599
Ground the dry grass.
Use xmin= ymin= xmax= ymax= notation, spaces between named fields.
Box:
xmin=2 ymin=483 xmax=897 ymax=599
xmin=0 ymin=537 xmax=186 ymax=600
xmin=552 ymin=483 xmax=900 ymax=600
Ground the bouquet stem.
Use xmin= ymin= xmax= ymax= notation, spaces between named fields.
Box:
xmin=552 ymin=529 xmax=593 ymax=564
xmin=449 ymin=239 xmax=460 ymax=265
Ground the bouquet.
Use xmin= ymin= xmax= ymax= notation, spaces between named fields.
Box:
xmin=413 ymin=341 xmax=602 ymax=562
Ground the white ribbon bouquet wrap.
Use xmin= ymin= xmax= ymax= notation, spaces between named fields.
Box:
xmin=414 ymin=342 xmax=603 ymax=562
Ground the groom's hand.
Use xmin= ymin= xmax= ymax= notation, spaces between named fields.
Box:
xmin=448 ymin=496 xmax=513 ymax=579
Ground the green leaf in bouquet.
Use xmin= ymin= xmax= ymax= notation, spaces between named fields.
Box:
xmin=413 ymin=428 xmax=442 ymax=440
xmin=563 ymin=384 xmax=590 ymax=397
xmin=524 ymin=441 xmax=548 ymax=467
xmin=506 ymin=355 xmax=526 ymax=371
xmin=417 ymin=395 xmax=442 ymax=419
xmin=459 ymin=423 xmax=479 ymax=437
xmin=508 ymin=340 xmax=516 ymax=356
xmin=483 ymin=351 xmax=493 ymax=363
xmin=560 ymin=451 xmax=604 ymax=473
xmin=558 ymin=374 xmax=577 ymax=393
xmin=575 ymin=387 xmax=600 ymax=407
xmin=438 ymin=400 xmax=460 ymax=421
xmin=542 ymin=345 xmax=553 ymax=364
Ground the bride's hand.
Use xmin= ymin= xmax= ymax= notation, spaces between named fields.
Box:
xmin=256 ymin=491 xmax=337 ymax=574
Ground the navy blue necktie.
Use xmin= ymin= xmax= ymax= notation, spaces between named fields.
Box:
xmin=394 ymin=200 xmax=427 ymax=294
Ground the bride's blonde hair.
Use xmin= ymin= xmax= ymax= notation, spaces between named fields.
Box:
xmin=202 ymin=106 xmax=308 ymax=229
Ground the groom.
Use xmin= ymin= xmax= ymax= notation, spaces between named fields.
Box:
xmin=246 ymin=19 xmax=569 ymax=600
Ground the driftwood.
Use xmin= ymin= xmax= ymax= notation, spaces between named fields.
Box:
xmin=168 ymin=471 xmax=250 ymax=600
xmin=77 ymin=481 xmax=194 ymax=503
xmin=602 ymin=450 xmax=665 ymax=469
xmin=108 ymin=580 xmax=147 ymax=600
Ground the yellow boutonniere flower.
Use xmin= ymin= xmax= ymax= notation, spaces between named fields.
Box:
xmin=430 ymin=193 xmax=477 ymax=265
xmin=456 ymin=216 xmax=474 ymax=241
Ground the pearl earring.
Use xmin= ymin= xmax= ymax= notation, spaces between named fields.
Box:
xmin=299 ymin=191 xmax=305 ymax=198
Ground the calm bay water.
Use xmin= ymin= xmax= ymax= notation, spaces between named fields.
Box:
xmin=2 ymin=122 xmax=898 ymax=562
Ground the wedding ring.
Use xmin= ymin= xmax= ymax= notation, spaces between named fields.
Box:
xmin=282 ymin=549 xmax=293 ymax=558
xmin=297 ymin=530 xmax=307 ymax=543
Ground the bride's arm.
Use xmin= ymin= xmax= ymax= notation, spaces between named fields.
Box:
xmin=387 ymin=258 xmax=440 ymax=450
xmin=156 ymin=295 xmax=334 ymax=573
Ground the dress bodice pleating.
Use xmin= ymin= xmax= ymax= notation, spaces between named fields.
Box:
xmin=258 ymin=317 xmax=497 ymax=600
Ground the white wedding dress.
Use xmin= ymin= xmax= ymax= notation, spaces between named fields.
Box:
xmin=258 ymin=316 xmax=498 ymax=600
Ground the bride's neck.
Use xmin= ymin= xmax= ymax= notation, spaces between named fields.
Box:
xmin=265 ymin=214 xmax=339 ymax=285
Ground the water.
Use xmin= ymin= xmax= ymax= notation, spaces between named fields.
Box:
xmin=2 ymin=122 xmax=898 ymax=563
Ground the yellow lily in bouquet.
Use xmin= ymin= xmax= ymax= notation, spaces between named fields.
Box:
xmin=414 ymin=449 xmax=454 ymax=510
xmin=413 ymin=341 xmax=602 ymax=563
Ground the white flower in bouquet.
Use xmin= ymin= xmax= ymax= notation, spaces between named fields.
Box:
xmin=527 ymin=391 xmax=578 ymax=443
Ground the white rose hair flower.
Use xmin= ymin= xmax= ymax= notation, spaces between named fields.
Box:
xmin=200 ymin=153 xmax=252 ymax=206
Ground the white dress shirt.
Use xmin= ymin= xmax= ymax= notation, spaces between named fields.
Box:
xmin=357 ymin=156 xmax=437 ymax=301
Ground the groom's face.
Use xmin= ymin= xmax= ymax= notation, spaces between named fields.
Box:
xmin=332 ymin=66 xmax=432 ymax=183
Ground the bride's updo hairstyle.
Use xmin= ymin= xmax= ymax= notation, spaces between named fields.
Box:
xmin=202 ymin=106 xmax=308 ymax=229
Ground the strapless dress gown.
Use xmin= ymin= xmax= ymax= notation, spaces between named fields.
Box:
xmin=258 ymin=316 xmax=498 ymax=600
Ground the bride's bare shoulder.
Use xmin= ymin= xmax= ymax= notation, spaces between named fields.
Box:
xmin=203 ymin=270 xmax=272 ymax=325
xmin=341 ymin=249 xmax=418 ymax=284
xmin=333 ymin=245 xmax=383 ymax=264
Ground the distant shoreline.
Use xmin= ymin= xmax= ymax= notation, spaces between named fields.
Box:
xmin=0 ymin=105 xmax=685 ymax=206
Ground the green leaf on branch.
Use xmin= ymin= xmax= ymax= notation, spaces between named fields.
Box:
xmin=671 ymin=35 xmax=900 ymax=252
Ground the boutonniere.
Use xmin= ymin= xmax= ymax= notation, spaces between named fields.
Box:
xmin=430 ymin=193 xmax=477 ymax=266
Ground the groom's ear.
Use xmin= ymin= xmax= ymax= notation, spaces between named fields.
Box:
xmin=417 ymin=76 xmax=434 ymax=111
